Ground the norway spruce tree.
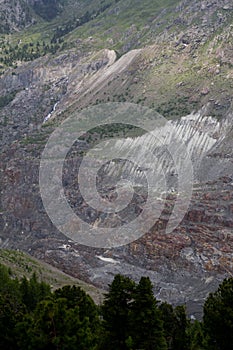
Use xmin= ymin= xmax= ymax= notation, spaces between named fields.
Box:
xmin=203 ymin=277 xmax=233 ymax=350
xmin=159 ymin=302 xmax=177 ymax=349
xmin=129 ymin=277 xmax=167 ymax=350
xmin=101 ymin=274 xmax=136 ymax=350
xmin=16 ymin=297 xmax=98 ymax=350
xmin=172 ymin=305 xmax=190 ymax=350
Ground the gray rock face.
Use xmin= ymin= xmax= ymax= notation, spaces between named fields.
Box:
xmin=0 ymin=0 xmax=66 ymax=32
xmin=0 ymin=0 xmax=34 ymax=33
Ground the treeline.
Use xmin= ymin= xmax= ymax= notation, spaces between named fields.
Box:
xmin=0 ymin=40 xmax=65 ymax=67
xmin=0 ymin=1 xmax=116 ymax=68
xmin=50 ymin=1 xmax=113 ymax=44
xmin=51 ymin=11 xmax=92 ymax=44
xmin=0 ymin=263 xmax=232 ymax=349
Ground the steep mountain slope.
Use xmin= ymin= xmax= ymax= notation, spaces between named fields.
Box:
xmin=0 ymin=0 xmax=233 ymax=318
xmin=0 ymin=249 xmax=104 ymax=302
xmin=0 ymin=0 xmax=115 ymax=33
xmin=0 ymin=0 xmax=78 ymax=32
xmin=0 ymin=0 xmax=33 ymax=32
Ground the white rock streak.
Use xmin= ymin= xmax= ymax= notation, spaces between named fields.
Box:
xmin=43 ymin=101 xmax=58 ymax=123
xmin=100 ymin=111 xmax=223 ymax=183
xmin=96 ymin=255 xmax=120 ymax=264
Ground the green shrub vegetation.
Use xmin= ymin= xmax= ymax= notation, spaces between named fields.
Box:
xmin=0 ymin=262 xmax=232 ymax=349
xmin=0 ymin=40 xmax=62 ymax=67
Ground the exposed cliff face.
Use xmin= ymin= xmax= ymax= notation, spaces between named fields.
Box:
xmin=0 ymin=0 xmax=233 ymax=318
xmin=0 ymin=0 xmax=34 ymax=32
xmin=0 ymin=0 xmax=75 ymax=32
xmin=0 ymin=0 xmax=113 ymax=33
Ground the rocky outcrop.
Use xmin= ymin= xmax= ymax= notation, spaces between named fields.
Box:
xmin=0 ymin=0 xmax=35 ymax=33
xmin=0 ymin=0 xmax=66 ymax=32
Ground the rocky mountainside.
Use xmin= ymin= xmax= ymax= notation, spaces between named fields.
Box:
xmin=0 ymin=0 xmax=79 ymax=32
xmin=0 ymin=0 xmax=60 ymax=32
xmin=0 ymin=0 xmax=233 ymax=318
xmin=0 ymin=0 xmax=114 ymax=33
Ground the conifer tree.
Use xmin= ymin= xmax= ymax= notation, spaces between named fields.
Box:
xmin=16 ymin=298 xmax=97 ymax=350
xmin=159 ymin=302 xmax=176 ymax=349
xmin=129 ymin=277 xmax=167 ymax=350
xmin=172 ymin=305 xmax=190 ymax=350
xmin=159 ymin=302 xmax=191 ymax=350
xmin=20 ymin=273 xmax=51 ymax=311
xmin=203 ymin=277 xmax=233 ymax=350
xmin=54 ymin=284 xmax=101 ymax=343
xmin=101 ymin=274 xmax=136 ymax=350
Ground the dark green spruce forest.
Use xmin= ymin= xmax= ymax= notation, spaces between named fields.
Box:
xmin=0 ymin=263 xmax=232 ymax=350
